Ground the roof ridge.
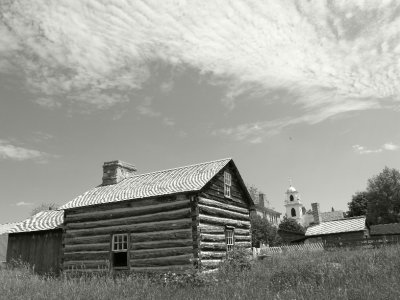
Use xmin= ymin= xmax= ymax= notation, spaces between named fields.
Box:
xmin=314 ymin=216 xmax=365 ymax=225
xmin=372 ymin=222 xmax=400 ymax=226
xmin=0 ymin=221 xmax=19 ymax=226
xmin=128 ymin=157 xmax=232 ymax=178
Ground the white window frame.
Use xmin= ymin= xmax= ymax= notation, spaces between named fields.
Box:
xmin=111 ymin=233 xmax=129 ymax=269
xmin=224 ymin=171 xmax=232 ymax=198
xmin=225 ymin=228 xmax=235 ymax=252
xmin=112 ymin=233 xmax=129 ymax=252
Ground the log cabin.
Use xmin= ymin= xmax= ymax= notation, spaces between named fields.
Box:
xmin=59 ymin=158 xmax=255 ymax=273
xmin=5 ymin=210 xmax=64 ymax=275
xmin=0 ymin=222 xmax=18 ymax=266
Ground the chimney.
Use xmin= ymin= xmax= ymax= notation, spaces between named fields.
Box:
xmin=258 ymin=193 xmax=265 ymax=208
xmin=311 ymin=202 xmax=321 ymax=224
xmin=102 ymin=160 xmax=136 ymax=186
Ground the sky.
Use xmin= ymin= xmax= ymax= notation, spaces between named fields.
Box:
xmin=1 ymin=0 xmax=400 ymax=223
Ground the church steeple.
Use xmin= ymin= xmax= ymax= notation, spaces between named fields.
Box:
xmin=284 ymin=180 xmax=304 ymax=221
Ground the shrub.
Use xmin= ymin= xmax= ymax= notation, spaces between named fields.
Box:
xmin=218 ymin=247 xmax=253 ymax=274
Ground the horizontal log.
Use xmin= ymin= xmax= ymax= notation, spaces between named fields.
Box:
xmin=235 ymin=242 xmax=252 ymax=248
xmin=66 ymin=218 xmax=192 ymax=237
xmin=64 ymin=233 xmax=110 ymax=243
xmin=200 ymin=251 xmax=227 ymax=259
xmin=235 ymin=235 xmax=251 ymax=242
xmin=209 ymin=182 xmax=246 ymax=200
xmin=131 ymin=229 xmax=192 ymax=243
xmin=64 ymin=251 xmax=109 ymax=261
xmin=130 ymin=264 xmax=193 ymax=273
xmin=66 ymin=199 xmax=190 ymax=223
xmin=201 ymin=190 xmax=246 ymax=207
xmin=201 ymin=234 xmax=225 ymax=242
xmin=199 ymin=192 xmax=248 ymax=208
xmin=198 ymin=204 xmax=249 ymax=221
xmin=66 ymin=208 xmax=191 ymax=230
xmin=131 ymin=246 xmax=193 ymax=260
xmin=198 ymin=197 xmax=249 ymax=214
xmin=131 ymin=238 xmax=193 ymax=250
xmin=63 ymin=260 xmax=109 ymax=268
xmin=66 ymin=196 xmax=188 ymax=215
xmin=201 ymin=259 xmax=222 ymax=269
xmin=200 ymin=242 xmax=226 ymax=251
xmin=65 ymin=243 xmax=109 ymax=253
xmin=64 ymin=269 xmax=109 ymax=274
xmin=198 ymin=224 xmax=224 ymax=234
xmin=199 ymin=214 xmax=250 ymax=229
xmin=199 ymin=226 xmax=250 ymax=237
xmin=130 ymin=254 xmax=193 ymax=267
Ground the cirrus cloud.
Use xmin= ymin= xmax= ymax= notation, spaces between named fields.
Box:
xmin=1 ymin=0 xmax=400 ymax=138
xmin=352 ymin=142 xmax=399 ymax=155
xmin=0 ymin=139 xmax=56 ymax=163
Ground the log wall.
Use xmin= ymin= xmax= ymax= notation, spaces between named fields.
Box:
xmin=63 ymin=195 xmax=194 ymax=273
xmin=0 ymin=234 xmax=8 ymax=263
xmin=198 ymin=164 xmax=252 ymax=269
xmin=7 ymin=229 xmax=63 ymax=275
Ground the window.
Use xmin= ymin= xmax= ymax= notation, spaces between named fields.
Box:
xmin=224 ymin=171 xmax=232 ymax=198
xmin=111 ymin=233 xmax=129 ymax=268
xmin=290 ymin=195 xmax=294 ymax=201
xmin=225 ymin=228 xmax=234 ymax=252
xmin=291 ymin=208 xmax=296 ymax=217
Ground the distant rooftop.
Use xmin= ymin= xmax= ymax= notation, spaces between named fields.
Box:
xmin=305 ymin=216 xmax=366 ymax=237
xmin=370 ymin=223 xmax=400 ymax=236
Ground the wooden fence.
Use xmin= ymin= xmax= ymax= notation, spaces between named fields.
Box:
xmin=252 ymin=235 xmax=400 ymax=257
xmin=252 ymin=242 xmax=324 ymax=257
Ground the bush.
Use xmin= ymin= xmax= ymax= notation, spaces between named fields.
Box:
xmin=218 ymin=247 xmax=253 ymax=273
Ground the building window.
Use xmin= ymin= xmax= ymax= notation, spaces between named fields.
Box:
xmin=291 ymin=208 xmax=296 ymax=217
xmin=111 ymin=233 xmax=129 ymax=268
xmin=225 ymin=228 xmax=234 ymax=252
xmin=290 ymin=195 xmax=294 ymax=201
xmin=224 ymin=171 xmax=232 ymax=198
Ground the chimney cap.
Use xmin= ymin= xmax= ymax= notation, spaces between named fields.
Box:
xmin=103 ymin=160 xmax=136 ymax=171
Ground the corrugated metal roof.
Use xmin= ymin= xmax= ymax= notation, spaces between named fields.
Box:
xmin=8 ymin=210 xmax=64 ymax=233
xmin=0 ymin=222 xmax=19 ymax=235
xmin=370 ymin=223 xmax=400 ymax=236
xmin=60 ymin=158 xmax=232 ymax=210
xmin=305 ymin=216 xmax=366 ymax=236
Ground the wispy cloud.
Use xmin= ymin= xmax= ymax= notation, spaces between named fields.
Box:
xmin=382 ymin=143 xmax=399 ymax=151
xmin=0 ymin=139 xmax=56 ymax=162
xmin=137 ymin=97 xmax=176 ymax=127
xmin=16 ymin=201 xmax=33 ymax=206
xmin=137 ymin=97 xmax=161 ymax=117
xmin=352 ymin=142 xmax=399 ymax=154
xmin=1 ymin=1 xmax=400 ymax=133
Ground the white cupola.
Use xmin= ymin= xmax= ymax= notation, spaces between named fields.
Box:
xmin=284 ymin=180 xmax=304 ymax=222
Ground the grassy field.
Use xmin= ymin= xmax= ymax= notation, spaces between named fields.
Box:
xmin=1 ymin=245 xmax=400 ymax=300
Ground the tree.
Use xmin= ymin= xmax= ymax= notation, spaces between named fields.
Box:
xmin=347 ymin=191 xmax=368 ymax=217
xmin=246 ymin=183 xmax=260 ymax=204
xmin=246 ymin=183 xmax=270 ymax=207
xmin=366 ymin=167 xmax=400 ymax=225
xmin=31 ymin=203 xmax=58 ymax=216
xmin=250 ymin=214 xmax=279 ymax=247
xmin=278 ymin=216 xmax=305 ymax=234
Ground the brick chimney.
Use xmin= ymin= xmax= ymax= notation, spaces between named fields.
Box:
xmin=258 ymin=193 xmax=265 ymax=208
xmin=102 ymin=160 xmax=136 ymax=186
xmin=311 ymin=203 xmax=321 ymax=224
